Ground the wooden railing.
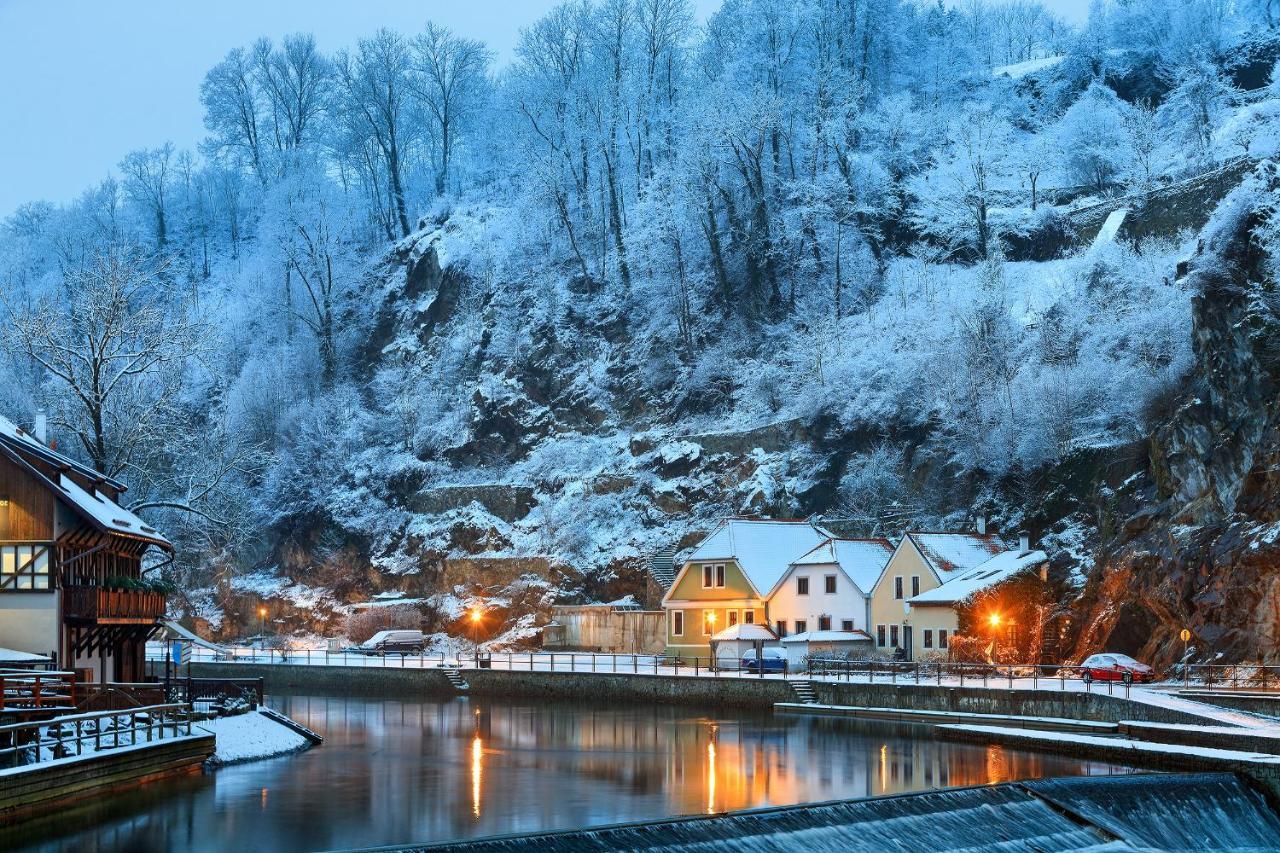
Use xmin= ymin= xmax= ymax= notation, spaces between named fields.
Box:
xmin=0 ymin=703 xmax=193 ymax=769
xmin=62 ymin=585 xmax=166 ymax=624
xmin=0 ymin=669 xmax=76 ymax=711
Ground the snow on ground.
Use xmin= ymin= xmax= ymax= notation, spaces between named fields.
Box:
xmin=993 ymin=54 xmax=1064 ymax=78
xmin=199 ymin=710 xmax=310 ymax=766
xmin=941 ymin=724 xmax=1280 ymax=764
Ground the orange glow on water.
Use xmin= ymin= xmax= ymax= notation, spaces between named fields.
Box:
xmin=471 ymin=735 xmax=483 ymax=818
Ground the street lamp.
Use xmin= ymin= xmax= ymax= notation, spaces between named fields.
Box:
xmin=469 ymin=606 xmax=483 ymax=663
xmin=258 ymin=605 xmax=268 ymax=645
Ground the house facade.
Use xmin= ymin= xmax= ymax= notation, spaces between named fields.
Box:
xmin=765 ymin=537 xmax=893 ymax=638
xmin=906 ymin=541 xmax=1048 ymax=660
xmin=868 ymin=532 xmax=1004 ymax=660
xmin=661 ymin=519 xmax=828 ymax=661
xmin=0 ymin=414 xmax=172 ymax=682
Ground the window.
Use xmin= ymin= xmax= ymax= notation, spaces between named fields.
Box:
xmin=702 ymin=565 xmax=712 ymax=588
xmin=818 ymin=615 xmax=831 ymax=631
xmin=877 ymin=625 xmax=886 ymax=646
xmin=797 ymin=576 xmax=809 ymax=595
xmin=939 ymin=629 xmax=948 ymax=649
xmin=795 ymin=620 xmax=807 ymax=634
xmin=894 ymin=576 xmax=903 ymax=599
xmin=824 ymin=574 xmax=837 ymax=594
xmin=671 ymin=610 xmax=684 ymax=637
xmin=911 ymin=576 xmax=920 ymax=597
xmin=715 ymin=564 xmax=725 ymax=588
xmin=923 ymin=629 xmax=933 ymax=649
xmin=890 ymin=625 xmax=899 ymax=647
xmin=744 ymin=611 xmax=755 ymax=624
xmin=728 ymin=610 xmax=739 ymax=627
xmin=776 ymin=620 xmax=787 ymax=638
xmin=841 ymin=620 xmax=854 ymax=632
xmin=702 ymin=610 xmax=716 ymax=636
xmin=0 ymin=495 xmax=9 ymax=538
xmin=0 ymin=545 xmax=51 ymax=591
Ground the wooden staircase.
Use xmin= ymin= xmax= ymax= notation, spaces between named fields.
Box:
xmin=789 ymin=680 xmax=818 ymax=705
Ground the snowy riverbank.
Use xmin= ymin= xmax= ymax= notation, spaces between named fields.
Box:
xmin=199 ymin=710 xmax=311 ymax=766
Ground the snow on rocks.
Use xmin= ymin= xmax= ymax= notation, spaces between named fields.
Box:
xmin=200 ymin=710 xmax=311 ymax=766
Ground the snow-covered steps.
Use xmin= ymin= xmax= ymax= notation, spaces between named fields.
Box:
xmin=788 ymin=681 xmax=818 ymax=705
xmin=443 ymin=668 xmax=469 ymax=693
xmin=259 ymin=707 xmax=323 ymax=745
xmin=774 ymin=702 xmax=1118 ymax=735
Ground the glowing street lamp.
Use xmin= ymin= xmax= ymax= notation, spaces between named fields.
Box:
xmin=258 ymin=605 xmax=268 ymax=644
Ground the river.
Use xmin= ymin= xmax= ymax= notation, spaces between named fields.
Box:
xmin=6 ymin=692 xmax=1136 ymax=852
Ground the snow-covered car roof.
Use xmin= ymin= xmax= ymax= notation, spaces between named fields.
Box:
xmin=683 ymin=518 xmax=830 ymax=596
xmin=908 ymin=549 xmax=1046 ymax=605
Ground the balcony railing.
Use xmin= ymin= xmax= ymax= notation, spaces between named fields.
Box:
xmin=63 ymin=585 xmax=166 ymax=624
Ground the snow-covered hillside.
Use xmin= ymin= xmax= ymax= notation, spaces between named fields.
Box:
xmin=3 ymin=1 xmax=1280 ymax=657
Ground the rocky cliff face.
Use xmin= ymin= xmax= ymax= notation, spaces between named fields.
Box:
xmin=1072 ymin=164 xmax=1280 ymax=666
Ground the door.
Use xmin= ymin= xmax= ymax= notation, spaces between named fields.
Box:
xmin=902 ymin=626 xmax=913 ymax=660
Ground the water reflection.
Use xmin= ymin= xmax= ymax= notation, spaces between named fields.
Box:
xmin=6 ymin=694 xmax=1136 ymax=853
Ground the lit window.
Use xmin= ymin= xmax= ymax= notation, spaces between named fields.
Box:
xmin=702 ymin=610 xmax=716 ymax=636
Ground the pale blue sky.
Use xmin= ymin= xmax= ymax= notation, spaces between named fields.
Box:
xmin=0 ymin=0 xmax=1088 ymax=219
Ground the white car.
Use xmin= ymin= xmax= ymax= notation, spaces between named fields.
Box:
xmin=352 ymin=629 xmax=425 ymax=656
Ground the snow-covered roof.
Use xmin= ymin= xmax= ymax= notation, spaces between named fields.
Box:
xmin=993 ymin=54 xmax=1064 ymax=79
xmin=0 ymin=646 xmax=52 ymax=664
xmin=710 ymin=623 xmax=777 ymax=642
xmin=0 ymin=413 xmax=125 ymax=491
xmin=684 ymin=518 xmax=830 ymax=596
xmin=779 ymin=630 xmax=873 ymax=644
xmin=908 ymin=532 xmax=1006 ymax=578
xmin=160 ymin=620 xmax=228 ymax=653
xmin=787 ymin=537 xmax=894 ymax=595
xmin=909 ymin=549 xmax=1047 ymax=605
xmin=57 ymin=474 xmax=171 ymax=549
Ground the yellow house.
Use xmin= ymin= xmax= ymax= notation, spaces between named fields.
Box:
xmin=868 ymin=531 xmax=1004 ymax=660
xmin=661 ymin=518 xmax=828 ymax=662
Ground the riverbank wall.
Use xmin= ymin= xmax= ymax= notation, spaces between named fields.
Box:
xmin=153 ymin=662 xmax=1218 ymax=723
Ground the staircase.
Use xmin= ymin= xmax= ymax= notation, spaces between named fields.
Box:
xmin=790 ymin=680 xmax=819 ymax=705
xmin=443 ymin=667 xmax=469 ymax=693
xmin=648 ymin=552 xmax=676 ymax=590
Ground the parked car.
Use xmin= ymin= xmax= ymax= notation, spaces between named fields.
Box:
xmin=352 ymin=630 xmax=426 ymax=656
xmin=740 ymin=647 xmax=787 ymax=673
xmin=1080 ymin=653 xmax=1155 ymax=683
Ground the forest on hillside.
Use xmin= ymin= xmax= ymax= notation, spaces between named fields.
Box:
xmin=3 ymin=0 xmax=1280 ymax=642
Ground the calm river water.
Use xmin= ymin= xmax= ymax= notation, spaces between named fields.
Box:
xmin=6 ymin=692 xmax=1135 ymax=852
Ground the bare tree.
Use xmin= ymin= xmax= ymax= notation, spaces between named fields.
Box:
xmin=201 ymin=48 xmax=265 ymax=180
xmin=411 ymin=22 xmax=492 ymax=195
xmin=252 ymin=33 xmax=332 ymax=154
xmin=119 ymin=143 xmax=174 ymax=248
xmin=335 ymin=30 xmax=414 ymax=238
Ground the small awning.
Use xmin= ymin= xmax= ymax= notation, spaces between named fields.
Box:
xmin=710 ymin=623 xmax=777 ymax=642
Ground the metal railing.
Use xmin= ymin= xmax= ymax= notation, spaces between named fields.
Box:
xmin=0 ymin=669 xmax=76 ymax=711
xmin=804 ymin=659 xmax=1141 ymax=698
xmin=1175 ymin=664 xmax=1280 ymax=691
xmin=0 ymin=702 xmax=193 ymax=769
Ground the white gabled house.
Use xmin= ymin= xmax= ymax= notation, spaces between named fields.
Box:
xmin=764 ymin=537 xmax=894 ymax=639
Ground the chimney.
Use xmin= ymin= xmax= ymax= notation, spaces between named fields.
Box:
xmin=1018 ymin=531 xmax=1031 ymax=556
xmin=34 ymin=409 xmax=47 ymax=445
xmin=976 ymin=516 xmax=986 ymax=535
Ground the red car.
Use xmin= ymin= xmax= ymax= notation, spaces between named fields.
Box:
xmin=1080 ymin=653 xmax=1155 ymax=683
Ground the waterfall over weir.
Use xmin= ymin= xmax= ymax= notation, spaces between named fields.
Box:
xmin=379 ymin=773 xmax=1280 ymax=852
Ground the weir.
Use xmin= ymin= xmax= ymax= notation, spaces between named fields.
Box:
xmin=375 ymin=773 xmax=1280 ymax=852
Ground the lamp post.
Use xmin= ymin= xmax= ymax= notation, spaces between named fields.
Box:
xmin=259 ymin=605 xmax=268 ymax=648
xmin=470 ymin=607 xmax=483 ymax=665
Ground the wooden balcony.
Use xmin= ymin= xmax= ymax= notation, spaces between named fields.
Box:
xmin=62 ymin=586 xmax=166 ymax=625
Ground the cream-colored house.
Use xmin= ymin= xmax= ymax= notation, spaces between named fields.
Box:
xmin=765 ymin=537 xmax=893 ymax=638
xmin=661 ymin=518 xmax=829 ymax=661
xmin=868 ymin=531 xmax=1004 ymax=659
xmin=904 ymin=543 xmax=1047 ymax=657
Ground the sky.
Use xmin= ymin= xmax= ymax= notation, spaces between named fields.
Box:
xmin=0 ymin=0 xmax=1089 ymax=220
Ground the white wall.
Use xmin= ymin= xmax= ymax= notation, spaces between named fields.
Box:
xmin=768 ymin=564 xmax=869 ymax=635
xmin=0 ymin=593 xmax=59 ymax=658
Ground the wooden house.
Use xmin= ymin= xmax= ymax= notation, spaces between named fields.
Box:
xmin=0 ymin=414 xmax=172 ymax=682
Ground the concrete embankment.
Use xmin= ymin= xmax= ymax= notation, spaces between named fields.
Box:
xmin=368 ymin=773 xmax=1280 ymax=852
xmin=157 ymin=662 xmax=1236 ymax=724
